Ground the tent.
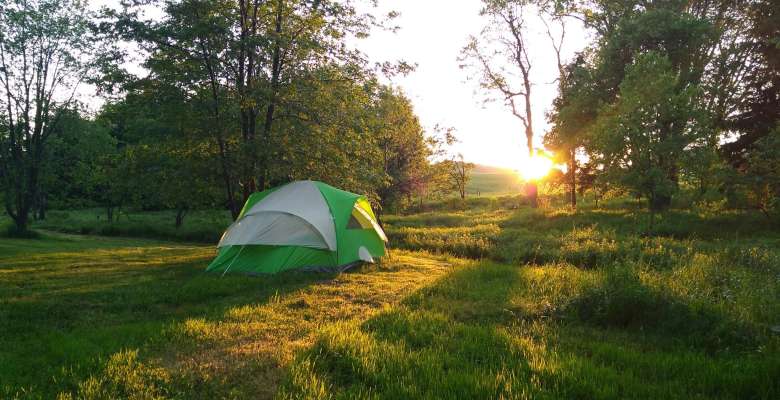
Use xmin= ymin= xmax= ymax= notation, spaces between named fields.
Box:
xmin=207 ymin=180 xmax=387 ymax=274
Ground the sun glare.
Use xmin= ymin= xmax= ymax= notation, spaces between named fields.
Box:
xmin=518 ymin=155 xmax=554 ymax=181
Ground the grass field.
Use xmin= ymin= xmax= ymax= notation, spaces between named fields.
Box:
xmin=465 ymin=165 xmax=523 ymax=196
xmin=2 ymin=199 xmax=779 ymax=399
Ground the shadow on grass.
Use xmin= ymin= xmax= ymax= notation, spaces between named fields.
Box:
xmin=568 ymin=267 xmax=762 ymax=353
xmin=384 ymin=207 xmax=777 ymax=269
xmin=0 ymin=236 xmax=330 ymax=398
xmin=279 ymin=262 xmax=778 ymax=399
xmin=501 ymin=207 xmax=776 ymax=241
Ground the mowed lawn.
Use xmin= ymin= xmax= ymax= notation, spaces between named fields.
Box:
xmin=2 ymin=203 xmax=780 ymax=399
xmin=0 ymin=232 xmax=457 ymax=398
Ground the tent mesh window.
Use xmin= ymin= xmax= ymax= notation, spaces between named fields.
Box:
xmin=347 ymin=208 xmax=373 ymax=230
xmin=347 ymin=214 xmax=362 ymax=229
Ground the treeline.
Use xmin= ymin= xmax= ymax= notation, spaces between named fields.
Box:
xmin=0 ymin=0 xmax=469 ymax=233
xmin=542 ymin=0 xmax=779 ymax=218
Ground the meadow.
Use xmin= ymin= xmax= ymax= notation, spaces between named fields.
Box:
xmin=1 ymin=194 xmax=779 ymax=399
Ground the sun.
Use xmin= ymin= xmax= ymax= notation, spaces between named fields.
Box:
xmin=518 ymin=154 xmax=553 ymax=181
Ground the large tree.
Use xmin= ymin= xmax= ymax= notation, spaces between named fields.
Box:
xmin=591 ymin=52 xmax=710 ymax=212
xmin=373 ymin=87 xmax=431 ymax=212
xmin=461 ymin=0 xmax=539 ymax=207
xmin=0 ymin=0 xmax=93 ymax=231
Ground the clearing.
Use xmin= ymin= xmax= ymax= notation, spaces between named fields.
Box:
xmin=1 ymin=202 xmax=779 ymax=399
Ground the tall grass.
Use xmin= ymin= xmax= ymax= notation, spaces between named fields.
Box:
xmin=280 ymin=261 xmax=779 ymax=399
xmin=278 ymin=203 xmax=779 ymax=398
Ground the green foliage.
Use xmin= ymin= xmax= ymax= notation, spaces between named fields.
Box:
xmin=546 ymin=0 xmax=779 ymax=213
xmin=94 ymin=0 xmax=431 ymax=218
xmin=0 ymin=0 xmax=94 ymax=230
xmin=373 ymin=87 xmax=432 ymax=212
xmin=33 ymin=209 xmax=231 ymax=243
xmin=739 ymin=125 xmax=780 ymax=219
xmin=41 ymin=110 xmax=117 ymax=209
xmin=591 ymin=52 xmax=710 ymax=210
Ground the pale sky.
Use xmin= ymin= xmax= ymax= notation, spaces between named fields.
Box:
xmin=357 ymin=0 xmax=590 ymax=170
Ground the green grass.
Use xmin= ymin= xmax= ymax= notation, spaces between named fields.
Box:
xmin=281 ymin=263 xmax=778 ymax=399
xmin=2 ymin=200 xmax=779 ymax=399
xmin=277 ymin=205 xmax=779 ymax=399
xmin=466 ymin=164 xmax=524 ymax=196
xmin=0 ymin=232 xmax=458 ymax=398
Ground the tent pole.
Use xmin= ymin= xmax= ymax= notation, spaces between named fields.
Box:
xmin=221 ymin=245 xmax=245 ymax=277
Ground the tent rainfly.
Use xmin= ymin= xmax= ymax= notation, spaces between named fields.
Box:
xmin=207 ymin=180 xmax=387 ymax=274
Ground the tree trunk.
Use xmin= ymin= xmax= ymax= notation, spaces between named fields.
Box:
xmin=258 ymin=0 xmax=284 ymax=193
xmin=526 ymin=146 xmax=538 ymax=208
xmin=527 ymin=182 xmax=538 ymax=208
xmin=524 ymin=86 xmax=538 ymax=209
xmin=569 ymin=149 xmax=577 ymax=209
xmin=651 ymin=194 xmax=672 ymax=211
xmin=193 ymin=13 xmax=239 ymax=220
xmin=175 ymin=207 xmax=188 ymax=229
xmin=11 ymin=210 xmax=29 ymax=233
xmin=36 ymin=193 xmax=47 ymax=221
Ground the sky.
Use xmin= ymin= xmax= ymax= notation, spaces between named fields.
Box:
xmin=355 ymin=0 xmax=591 ymax=170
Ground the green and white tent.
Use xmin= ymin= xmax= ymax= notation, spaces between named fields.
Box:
xmin=207 ymin=180 xmax=387 ymax=275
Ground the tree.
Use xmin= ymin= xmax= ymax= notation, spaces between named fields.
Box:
xmin=91 ymin=150 xmax=133 ymax=223
xmin=39 ymin=108 xmax=115 ymax=213
xmin=130 ymin=140 xmax=220 ymax=228
xmin=546 ymin=1 xmax=737 ymax=211
xmin=0 ymin=0 xmax=93 ymax=231
xmin=733 ymin=124 xmax=780 ymax=220
xmin=441 ymin=153 xmax=475 ymax=200
xmin=373 ymin=87 xmax=431 ymax=212
xmin=591 ymin=52 xmax=710 ymax=214
xmin=719 ymin=0 xmax=780 ymax=167
xmin=545 ymin=56 xmax=595 ymax=209
xmin=461 ymin=0 xmax=539 ymax=207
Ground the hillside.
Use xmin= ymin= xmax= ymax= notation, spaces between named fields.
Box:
xmin=466 ymin=164 xmax=523 ymax=196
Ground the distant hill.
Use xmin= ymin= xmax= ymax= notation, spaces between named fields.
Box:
xmin=470 ymin=164 xmax=516 ymax=174
xmin=466 ymin=164 xmax=523 ymax=195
